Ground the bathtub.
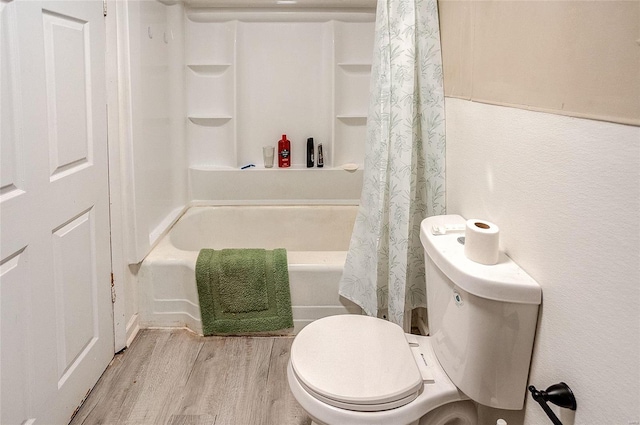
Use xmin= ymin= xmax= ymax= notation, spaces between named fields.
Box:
xmin=138 ymin=205 xmax=362 ymax=334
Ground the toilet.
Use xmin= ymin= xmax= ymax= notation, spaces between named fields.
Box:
xmin=287 ymin=214 xmax=542 ymax=425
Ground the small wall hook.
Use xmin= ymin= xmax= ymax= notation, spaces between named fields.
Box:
xmin=529 ymin=382 xmax=577 ymax=425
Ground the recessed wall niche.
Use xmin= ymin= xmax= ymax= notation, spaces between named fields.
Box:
xmin=185 ymin=10 xmax=375 ymax=169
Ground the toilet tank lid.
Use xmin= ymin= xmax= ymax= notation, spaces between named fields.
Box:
xmin=420 ymin=215 xmax=541 ymax=305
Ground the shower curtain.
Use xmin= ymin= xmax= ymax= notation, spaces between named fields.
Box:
xmin=338 ymin=0 xmax=445 ymax=329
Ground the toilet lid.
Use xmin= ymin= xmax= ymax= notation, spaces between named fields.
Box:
xmin=290 ymin=315 xmax=423 ymax=412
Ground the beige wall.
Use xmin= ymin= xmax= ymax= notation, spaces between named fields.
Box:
xmin=439 ymin=0 xmax=640 ymax=125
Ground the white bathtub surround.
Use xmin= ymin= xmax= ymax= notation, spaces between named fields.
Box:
xmin=339 ymin=0 xmax=446 ymax=328
xmin=445 ymin=98 xmax=640 ymax=424
xmin=138 ymin=206 xmax=362 ymax=334
xmin=184 ymin=10 xmax=375 ymax=170
xmin=109 ymin=5 xmax=377 ymax=352
xmin=117 ymin=0 xmax=188 ymax=264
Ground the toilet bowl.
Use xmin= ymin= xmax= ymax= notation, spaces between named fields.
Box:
xmin=287 ymin=215 xmax=542 ymax=425
xmin=419 ymin=401 xmax=477 ymax=425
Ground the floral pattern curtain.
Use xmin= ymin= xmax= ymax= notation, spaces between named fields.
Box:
xmin=338 ymin=0 xmax=445 ymax=328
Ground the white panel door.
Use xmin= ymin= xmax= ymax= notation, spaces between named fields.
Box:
xmin=0 ymin=1 xmax=114 ymax=424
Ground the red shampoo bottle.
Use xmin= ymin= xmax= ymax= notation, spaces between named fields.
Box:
xmin=278 ymin=134 xmax=291 ymax=168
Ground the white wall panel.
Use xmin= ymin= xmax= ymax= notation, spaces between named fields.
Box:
xmin=445 ymin=98 xmax=640 ymax=424
xmin=235 ymin=21 xmax=332 ymax=167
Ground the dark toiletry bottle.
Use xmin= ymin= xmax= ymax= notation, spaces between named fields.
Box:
xmin=306 ymin=138 xmax=314 ymax=168
xmin=278 ymin=134 xmax=291 ymax=168
xmin=317 ymin=143 xmax=324 ymax=168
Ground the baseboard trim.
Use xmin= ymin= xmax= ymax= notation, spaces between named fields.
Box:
xmin=125 ymin=314 xmax=140 ymax=347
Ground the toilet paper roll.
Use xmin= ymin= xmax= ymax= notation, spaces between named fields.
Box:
xmin=464 ymin=219 xmax=500 ymax=265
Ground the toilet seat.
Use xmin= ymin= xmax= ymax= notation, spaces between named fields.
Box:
xmin=287 ymin=315 xmax=473 ymax=425
xmin=290 ymin=315 xmax=423 ymax=412
xmin=295 ymin=377 xmax=421 ymax=412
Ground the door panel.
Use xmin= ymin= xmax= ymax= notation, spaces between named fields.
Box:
xmin=43 ymin=9 xmax=93 ymax=181
xmin=0 ymin=1 xmax=114 ymax=423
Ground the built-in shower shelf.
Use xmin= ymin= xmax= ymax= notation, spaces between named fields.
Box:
xmin=336 ymin=115 xmax=367 ymax=125
xmin=184 ymin=16 xmax=374 ymax=170
xmin=187 ymin=64 xmax=232 ymax=76
xmin=337 ymin=63 xmax=372 ymax=74
xmin=188 ymin=116 xmax=232 ymax=126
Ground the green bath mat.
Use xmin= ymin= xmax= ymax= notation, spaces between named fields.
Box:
xmin=196 ymin=248 xmax=293 ymax=335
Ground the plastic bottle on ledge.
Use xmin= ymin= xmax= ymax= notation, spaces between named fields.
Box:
xmin=317 ymin=143 xmax=324 ymax=168
xmin=278 ymin=134 xmax=291 ymax=168
xmin=306 ymin=138 xmax=314 ymax=168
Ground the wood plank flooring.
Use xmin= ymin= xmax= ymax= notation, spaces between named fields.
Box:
xmin=70 ymin=330 xmax=310 ymax=425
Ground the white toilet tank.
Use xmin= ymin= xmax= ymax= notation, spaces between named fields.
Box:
xmin=420 ymin=215 xmax=542 ymax=410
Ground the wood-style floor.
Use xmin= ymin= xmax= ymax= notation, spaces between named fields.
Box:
xmin=70 ymin=329 xmax=311 ymax=425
